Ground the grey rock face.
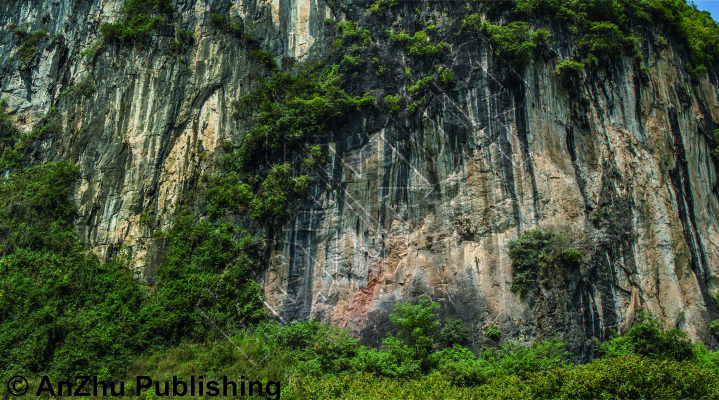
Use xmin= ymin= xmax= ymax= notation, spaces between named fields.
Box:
xmin=2 ymin=0 xmax=718 ymax=360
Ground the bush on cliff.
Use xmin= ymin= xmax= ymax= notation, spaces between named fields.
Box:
xmin=100 ymin=0 xmax=172 ymax=42
xmin=507 ymin=230 xmax=581 ymax=296
xmin=513 ymin=0 xmax=719 ymax=75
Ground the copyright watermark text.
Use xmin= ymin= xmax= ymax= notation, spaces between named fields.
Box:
xmin=6 ymin=375 xmax=281 ymax=399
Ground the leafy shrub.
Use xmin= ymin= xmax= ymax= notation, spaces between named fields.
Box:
xmin=556 ymin=59 xmax=584 ymax=79
xmin=387 ymin=29 xmax=448 ymax=58
xmin=530 ymin=354 xmax=719 ymax=399
xmin=694 ymin=342 xmax=719 ymax=372
xmin=80 ymin=39 xmax=104 ymax=61
xmin=165 ymin=40 xmax=182 ymax=56
xmin=389 ymin=298 xmax=440 ymax=346
xmin=353 ymin=298 xmax=442 ymax=378
xmin=507 ymin=230 xmax=554 ymax=295
xmin=0 ymin=162 xmax=144 ymax=377
xmin=337 ymin=21 xmax=360 ymax=39
xmin=435 ymin=318 xmax=470 ymax=348
xmin=291 ymin=373 xmax=479 ymax=400
xmin=711 ymin=319 xmax=719 ymax=336
xmin=210 ymin=13 xmax=224 ymax=25
xmin=15 ymin=29 xmax=49 ymax=67
xmin=384 ymin=95 xmax=400 ymax=113
xmin=0 ymin=99 xmax=19 ymax=149
xmin=209 ymin=63 xmax=375 ymax=221
xmin=437 ymin=66 xmax=455 ymax=85
xmin=304 ymin=144 xmax=326 ymax=167
xmin=408 ymin=74 xmax=434 ymax=93
xmin=480 ymin=21 xmax=538 ymax=64
xmin=342 ymin=53 xmax=362 ymax=68
xmin=227 ymin=64 xmax=374 ymax=172
xmin=485 ymin=323 xmax=501 ymax=339
xmin=227 ymin=20 xmax=242 ymax=34
xmin=507 ymin=230 xmax=581 ymax=296
xmin=75 ymin=74 xmax=96 ymax=96
xmin=250 ymin=49 xmax=278 ymax=71
xmin=482 ymin=339 xmax=570 ymax=379
xmin=367 ymin=0 xmax=398 ymax=15
xmin=531 ymin=28 xmax=552 ymax=47
xmin=599 ymin=313 xmax=694 ymax=362
xmin=0 ymin=162 xmax=265 ymax=379
xmin=0 ymin=100 xmax=60 ymax=169
xmin=709 ymin=319 xmax=719 ymax=336
xmin=100 ymin=0 xmax=172 ymax=42
xmin=427 ymin=344 xmax=487 ymax=386
xmin=513 ymin=0 xmax=719 ymax=75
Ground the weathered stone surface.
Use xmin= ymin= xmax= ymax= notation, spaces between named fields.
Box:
xmin=2 ymin=0 xmax=718 ymax=361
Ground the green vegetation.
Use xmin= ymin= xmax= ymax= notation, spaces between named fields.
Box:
xmin=250 ymin=49 xmax=278 ymax=71
xmin=408 ymin=74 xmax=434 ymax=94
xmin=387 ymin=29 xmax=449 ymax=58
xmin=599 ymin=313 xmax=694 ymax=362
xmin=507 ymin=230 xmax=581 ymax=296
xmin=4 ymin=2 xmax=719 ymax=398
xmin=0 ymin=161 xmax=264 ymax=379
xmin=384 ymin=94 xmax=400 ymax=113
xmin=485 ymin=324 xmax=501 ymax=339
xmin=513 ymin=0 xmax=719 ymax=76
xmin=711 ymin=320 xmax=719 ymax=336
xmin=206 ymin=63 xmax=374 ymax=223
xmin=464 ymin=20 xmax=550 ymax=64
xmin=304 ymin=144 xmax=326 ymax=167
xmin=165 ymin=40 xmax=182 ymax=56
xmin=80 ymin=39 xmax=104 ymax=61
xmin=99 ymin=0 xmax=172 ymax=42
xmin=367 ymin=0 xmax=398 ymax=15
xmin=0 ymin=100 xmax=60 ymax=170
xmin=210 ymin=12 xmax=224 ymax=25
xmin=210 ymin=13 xmax=254 ymax=42
xmin=15 ymin=29 xmax=49 ymax=67
xmin=75 ymin=73 xmax=96 ymax=96
xmin=556 ymin=59 xmax=584 ymax=79
xmin=3 ymin=201 xmax=719 ymax=399
xmin=435 ymin=318 xmax=470 ymax=348
xmin=342 ymin=53 xmax=362 ymax=69
xmin=437 ymin=66 xmax=456 ymax=86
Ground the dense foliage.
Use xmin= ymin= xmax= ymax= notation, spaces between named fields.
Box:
xmin=507 ymin=230 xmax=582 ymax=296
xmin=3 ymin=298 xmax=714 ymax=399
xmin=205 ymin=64 xmax=374 ymax=223
xmin=3 ymin=1 xmax=719 ymax=397
xmin=513 ymin=0 xmax=719 ymax=75
xmin=99 ymin=0 xmax=172 ymax=41
xmin=14 ymin=29 xmax=49 ymax=68
xmin=0 ymin=100 xmax=59 ymax=170
xmin=0 ymin=162 xmax=264 ymax=379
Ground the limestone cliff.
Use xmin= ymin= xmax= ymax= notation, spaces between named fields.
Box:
xmin=2 ymin=0 xmax=719 ymax=361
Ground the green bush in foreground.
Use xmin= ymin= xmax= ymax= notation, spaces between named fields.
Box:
xmin=290 ymin=355 xmax=719 ymax=400
xmin=599 ymin=313 xmax=694 ymax=362
xmin=0 ymin=162 xmax=264 ymax=379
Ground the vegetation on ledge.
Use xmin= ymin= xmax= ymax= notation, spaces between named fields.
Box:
xmin=99 ymin=0 xmax=172 ymax=42
xmin=507 ymin=230 xmax=582 ymax=296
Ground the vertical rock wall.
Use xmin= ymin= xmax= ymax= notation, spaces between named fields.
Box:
xmin=1 ymin=0 xmax=718 ymax=359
